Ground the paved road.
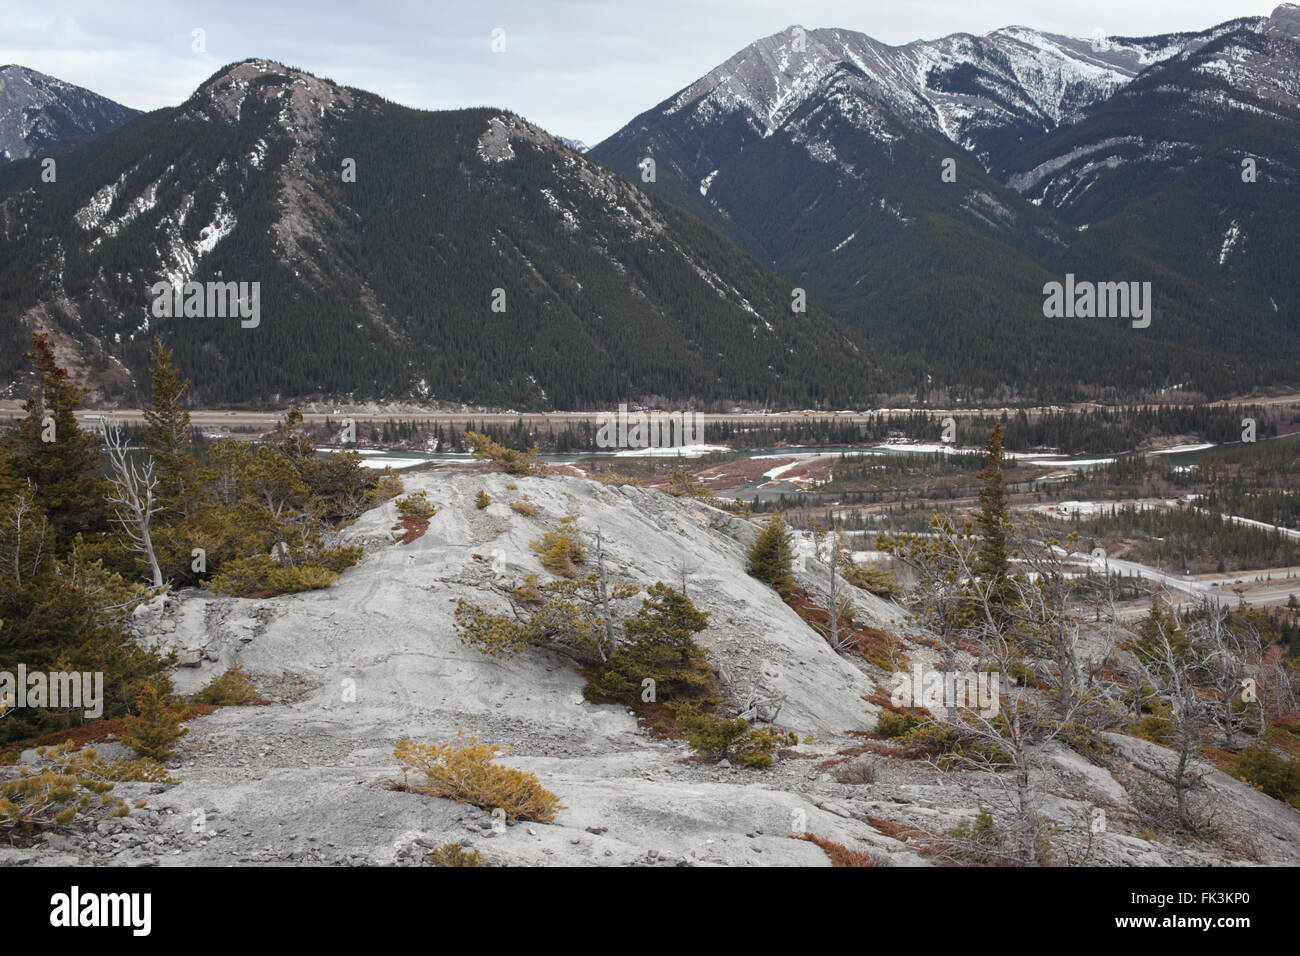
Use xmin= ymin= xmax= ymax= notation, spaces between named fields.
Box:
xmin=1053 ymin=544 xmax=1299 ymax=619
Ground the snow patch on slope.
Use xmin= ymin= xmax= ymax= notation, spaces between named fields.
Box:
xmin=1219 ymin=219 xmax=1243 ymax=264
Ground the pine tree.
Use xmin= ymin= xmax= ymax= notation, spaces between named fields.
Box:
xmin=748 ymin=515 xmax=797 ymax=597
xmin=589 ymin=583 xmax=714 ymax=704
xmin=0 ymin=334 xmax=109 ymax=547
xmin=623 ymin=581 xmax=711 ymax=651
xmin=140 ymin=339 xmax=194 ymax=518
xmin=123 ymin=685 xmax=188 ymax=762
xmin=1131 ymin=596 xmax=1192 ymax=665
xmin=0 ymin=490 xmax=173 ymax=744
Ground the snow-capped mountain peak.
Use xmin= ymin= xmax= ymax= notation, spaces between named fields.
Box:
xmin=0 ymin=64 xmax=138 ymax=162
xmin=653 ymin=18 xmax=1252 ymax=168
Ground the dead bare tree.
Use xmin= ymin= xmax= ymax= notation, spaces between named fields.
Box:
xmin=593 ymin=529 xmax=616 ymax=653
xmin=890 ymin=517 xmax=1129 ymax=864
xmin=736 ymin=683 xmax=787 ymax=724
xmin=673 ymin=556 xmax=694 ymax=597
xmin=933 ymin=619 xmax=1081 ymax=865
xmin=1010 ymin=531 xmax=1124 ymax=726
xmin=1259 ymin=643 xmax=1300 ymax=731
xmin=0 ymin=484 xmax=48 ymax=594
xmin=880 ymin=513 xmax=1066 ymax=863
xmin=878 ymin=514 xmax=980 ymax=669
xmin=99 ymin=417 xmax=164 ymax=589
xmin=1185 ymin=596 xmax=1264 ymax=750
xmin=1125 ymin=594 xmax=1211 ymax=831
xmin=808 ymin=521 xmax=855 ymax=652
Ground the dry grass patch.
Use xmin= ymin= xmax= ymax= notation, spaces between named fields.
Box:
xmin=794 ymin=833 xmax=882 ymax=866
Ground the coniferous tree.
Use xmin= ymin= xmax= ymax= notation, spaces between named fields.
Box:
xmin=122 ymin=685 xmax=188 ymax=761
xmin=1130 ymin=596 xmax=1192 ymax=665
xmin=0 ymin=489 xmax=173 ymax=744
xmin=589 ymin=583 xmax=714 ymax=704
xmin=0 ymin=334 xmax=109 ymax=547
xmin=748 ymin=515 xmax=797 ymax=597
xmin=140 ymin=339 xmax=194 ymax=519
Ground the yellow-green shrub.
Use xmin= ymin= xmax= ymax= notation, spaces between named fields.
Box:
xmin=365 ymin=471 xmax=404 ymax=505
xmin=39 ymin=744 xmax=176 ymax=785
xmin=396 ymin=490 xmax=437 ymax=518
xmin=0 ymin=744 xmax=135 ymax=842
xmin=123 ymin=685 xmax=188 ymax=761
xmin=599 ymin=472 xmax=642 ymax=487
xmin=428 ymin=842 xmax=486 ymax=866
xmin=1129 ymin=715 xmax=1175 ymax=745
xmin=875 ymin=709 xmax=921 ymax=738
xmin=946 ymin=806 xmax=1054 ymax=865
xmin=662 ymin=464 xmax=709 ymax=499
xmin=304 ymin=545 xmax=364 ymax=573
xmin=454 ymin=577 xmax=619 ymax=664
xmin=452 ymin=600 xmax=542 ymax=659
xmin=843 ymin=565 xmax=902 ymax=599
xmin=945 ymin=807 xmax=1006 ymax=863
xmin=194 ymin=663 xmax=261 ymax=706
xmin=900 ymin=719 xmax=1011 ymax=767
xmin=509 ymin=573 xmax=544 ymax=604
xmin=394 ymin=734 xmax=563 ymax=822
xmin=1232 ymin=742 xmax=1300 ymax=809
xmin=465 ymin=432 xmax=548 ymax=476
xmin=208 ymin=554 xmax=340 ymax=596
xmin=530 ymin=517 xmax=586 ymax=577
xmin=677 ymin=706 xmax=797 ymax=769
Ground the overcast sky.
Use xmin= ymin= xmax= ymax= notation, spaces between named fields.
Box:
xmin=0 ymin=1 xmax=1284 ymax=145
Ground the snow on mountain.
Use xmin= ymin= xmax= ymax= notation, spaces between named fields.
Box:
xmin=657 ymin=25 xmax=1121 ymax=160
xmin=999 ymin=5 xmax=1300 ymax=216
xmin=647 ymin=17 xmax=1254 ymax=169
xmin=0 ymin=65 xmax=138 ymax=161
xmin=1182 ymin=3 xmax=1300 ymax=110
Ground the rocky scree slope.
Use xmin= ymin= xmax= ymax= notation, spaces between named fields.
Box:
xmin=6 ymin=471 xmax=1300 ymax=867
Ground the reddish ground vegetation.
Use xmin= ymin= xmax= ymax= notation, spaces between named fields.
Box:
xmin=794 ymin=832 xmax=881 ymax=866
xmin=785 ymin=587 xmax=907 ymax=669
xmin=391 ymin=515 xmax=430 ymax=544
xmin=865 ymin=816 xmax=943 ymax=855
xmin=0 ymin=704 xmax=219 ymax=764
